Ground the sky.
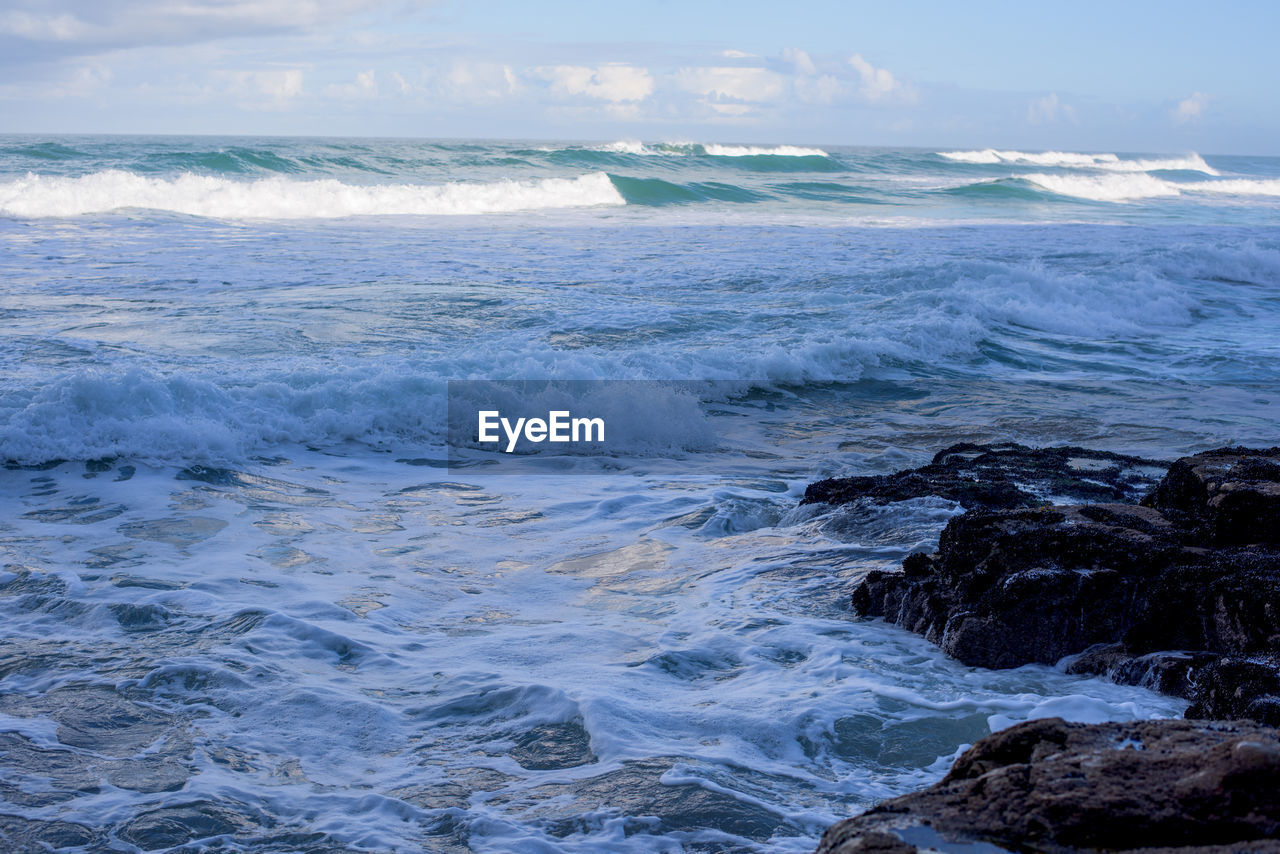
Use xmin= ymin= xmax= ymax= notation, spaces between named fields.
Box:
xmin=1 ymin=0 xmax=1277 ymax=153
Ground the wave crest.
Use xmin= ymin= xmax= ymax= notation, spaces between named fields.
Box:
xmin=0 ymin=170 xmax=625 ymax=219
xmin=939 ymin=149 xmax=1218 ymax=175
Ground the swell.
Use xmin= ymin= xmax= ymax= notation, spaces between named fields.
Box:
xmin=531 ymin=141 xmax=843 ymax=172
xmin=10 ymin=237 xmax=1274 ymax=465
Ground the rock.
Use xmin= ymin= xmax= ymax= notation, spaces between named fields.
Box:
xmin=1142 ymin=447 xmax=1280 ymax=545
xmin=840 ymin=445 xmax=1280 ymax=723
xmin=816 ymin=717 xmax=1280 ymax=854
xmin=804 ymin=442 xmax=1166 ymax=513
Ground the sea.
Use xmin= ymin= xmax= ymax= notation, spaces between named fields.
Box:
xmin=1 ymin=136 xmax=1278 ymax=852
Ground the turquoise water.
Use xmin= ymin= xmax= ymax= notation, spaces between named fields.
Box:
xmin=0 ymin=136 xmax=1276 ymax=852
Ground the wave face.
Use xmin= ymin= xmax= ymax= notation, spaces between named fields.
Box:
xmin=0 ymin=170 xmax=624 ymax=218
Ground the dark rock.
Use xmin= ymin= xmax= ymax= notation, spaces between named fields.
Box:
xmin=1142 ymin=447 xmax=1280 ymax=545
xmin=842 ymin=445 xmax=1280 ymax=724
xmin=816 ymin=717 xmax=1280 ymax=854
xmin=804 ymin=442 xmax=1166 ymax=513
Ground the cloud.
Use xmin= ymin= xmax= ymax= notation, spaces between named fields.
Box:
xmin=0 ymin=0 xmax=404 ymax=54
xmin=221 ymin=67 xmax=304 ymax=104
xmin=675 ymin=66 xmax=785 ymax=103
xmin=721 ymin=49 xmax=757 ymax=59
xmin=794 ymin=73 xmax=843 ymax=105
xmin=325 ymin=68 xmax=377 ymax=99
xmin=1173 ymin=91 xmax=1211 ymax=124
xmin=782 ymin=47 xmax=817 ymax=76
xmin=1027 ymin=92 xmax=1077 ymax=124
xmin=537 ymin=64 xmax=653 ymax=102
xmin=848 ymin=53 xmax=914 ymax=102
xmin=438 ymin=62 xmax=521 ymax=102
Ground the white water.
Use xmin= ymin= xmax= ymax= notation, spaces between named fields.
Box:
xmin=0 ymin=170 xmax=625 ymax=218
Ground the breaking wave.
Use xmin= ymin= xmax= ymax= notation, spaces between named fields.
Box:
xmin=939 ymin=149 xmax=1219 ymax=175
xmin=0 ymin=170 xmax=625 ymax=219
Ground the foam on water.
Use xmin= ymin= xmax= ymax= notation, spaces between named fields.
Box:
xmin=1023 ymin=172 xmax=1280 ymax=202
xmin=702 ymin=144 xmax=830 ymax=158
xmin=0 ymin=455 xmax=1188 ymax=852
xmin=0 ymin=169 xmax=625 ymax=218
xmin=7 ymin=227 xmax=1254 ymax=465
xmin=939 ymin=149 xmax=1219 ymax=174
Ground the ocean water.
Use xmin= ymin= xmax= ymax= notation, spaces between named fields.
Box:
xmin=1 ymin=136 xmax=1278 ymax=852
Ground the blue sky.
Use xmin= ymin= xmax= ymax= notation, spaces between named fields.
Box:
xmin=1 ymin=0 xmax=1276 ymax=153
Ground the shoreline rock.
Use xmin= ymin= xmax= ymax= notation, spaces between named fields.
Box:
xmin=837 ymin=444 xmax=1280 ymax=724
xmin=816 ymin=717 xmax=1280 ymax=854
xmin=812 ymin=443 xmax=1280 ymax=854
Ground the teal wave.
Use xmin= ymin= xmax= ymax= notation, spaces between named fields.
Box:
xmin=608 ymin=176 xmax=771 ymax=205
xmin=942 ymin=179 xmax=1060 ymax=201
xmin=774 ymin=182 xmax=889 ymax=203
xmin=704 ymin=153 xmax=844 ymax=173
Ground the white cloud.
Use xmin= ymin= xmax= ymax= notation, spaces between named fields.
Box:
xmin=782 ymin=47 xmax=817 ymax=76
xmin=1027 ymin=92 xmax=1077 ymax=124
xmin=436 ymin=61 xmax=520 ymax=102
xmin=224 ymin=68 xmax=304 ymax=100
xmin=0 ymin=0 xmax=398 ymax=51
xmin=538 ymin=64 xmax=653 ymax=102
xmin=848 ymin=54 xmax=914 ymax=102
xmin=389 ymin=70 xmax=410 ymax=94
xmin=721 ymin=49 xmax=757 ymax=59
xmin=675 ymin=66 xmax=785 ymax=102
xmin=0 ymin=10 xmax=88 ymax=40
xmin=1173 ymin=91 xmax=1211 ymax=124
xmin=325 ymin=69 xmax=377 ymax=99
xmin=794 ymin=73 xmax=843 ymax=105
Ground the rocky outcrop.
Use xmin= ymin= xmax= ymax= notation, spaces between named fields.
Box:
xmin=803 ymin=442 xmax=1166 ymax=513
xmin=816 ymin=717 xmax=1280 ymax=854
xmin=840 ymin=445 xmax=1280 ymax=725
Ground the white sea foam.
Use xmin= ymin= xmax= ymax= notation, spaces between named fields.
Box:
xmin=570 ymin=141 xmax=829 ymax=158
xmin=702 ymin=143 xmax=829 ymax=157
xmin=1023 ymin=172 xmax=1280 ymax=202
xmin=1023 ymin=172 xmax=1183 ymax=201
xmin=940 ymin=149 xmax=1218 ymax=175
xmin=598 ymin=140 xmax=657 ymax=155
xmin=0 ymin=170 xmax=626 ymax=219
xmin=1182 ymin=177 xmax=1280 ymax=196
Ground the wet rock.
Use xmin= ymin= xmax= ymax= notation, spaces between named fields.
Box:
xmin=804 ymin=442 xmax=1166 ymax=513
xmin=816 ymin=717 xmax=1280 ymax=854
xmin=843 ymin=445 xmax=1280 ymax=723
xmin=1142 ymin=446 xmax=1280 ymax=545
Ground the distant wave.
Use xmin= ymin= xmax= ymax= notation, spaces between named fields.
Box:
xmin=545 ymin=141 xmax=830 ymax=158
xmin=1023 ymin=173 xmax=1280 ymax=202
xmin=702 ymin=144 xmax=829 ymax=158
xmin=939 ymin=149 xmax=1219 ymax=175
xmin=0 ymin=170 xmax=625 ymax=218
